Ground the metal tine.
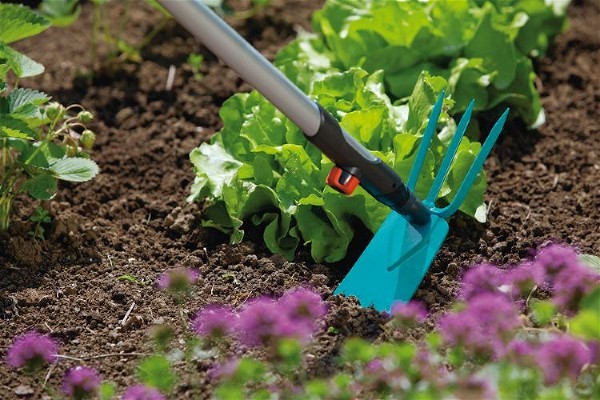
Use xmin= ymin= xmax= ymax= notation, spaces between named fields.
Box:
xmin=406 ymin=91 xmax=445 ymax=192
xmin=424 ymin=100 xmax=475 ymax=208
xmin=432 ymin=108 xmax=510 ymax=219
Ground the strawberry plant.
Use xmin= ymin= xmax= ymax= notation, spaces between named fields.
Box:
xmin=0 ymin=3 xmax=99 ymax=230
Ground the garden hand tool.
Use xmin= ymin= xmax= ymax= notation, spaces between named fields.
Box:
xmin=159 ymin=0 xmax=509 ymax=312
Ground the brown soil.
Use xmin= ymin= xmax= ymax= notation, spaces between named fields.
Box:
xmin=1 ymin=0 xmax=598 ymax=398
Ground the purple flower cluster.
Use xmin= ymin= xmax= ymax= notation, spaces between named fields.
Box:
xmin=121 ymin=384 xmax=166 ymax=400
xmin=207 ymin=357 xmax=240 ymax=380
xmin=192 ymin=287 xmax=327 ymax=347
xmin=157 ymin=268 xmax=199 ymax=293
xmin=192 ymin=305 xmax=236 ymax=339
xmin=460 ymin=263 xmax=506 ymax=300
xmin=442 ymin=243 xmax=599 ymax=383
xmin=7 ymin=331 xmax=59 ymax=370
xmin=459 ymin=244 xmax=599 ymax=313
xmin=528 ymin=244 xmax=599 ymax=311
xmin=506 ymin=335 xmax=594 ymax=385
xmin=62 ymin=366 xmax=102 ymax=399
xmin=390 ymin=301 xmax=428 ymax=326
xmin=535 ymin=335 xmax=591 ymax=384
xmin=439 ymin=293 xmax=520 ymax=359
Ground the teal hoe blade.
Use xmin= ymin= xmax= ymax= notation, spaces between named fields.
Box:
xmin=334 ymin=93 xmax=509 ymax=312
xmin=335 ymin=211 xmax=449 ymax=311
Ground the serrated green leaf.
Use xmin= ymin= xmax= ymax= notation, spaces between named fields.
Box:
xmin=49 ymin=157 xmax=99 ymax=182
xmin=7 ymin=87 xmax=49 ymax=117
xmin=19 ymin=141 xmax=65 ymax=168
xmin=0 ymin=3 xmax=50 ymax=44
xmin=24 ymin=172 xmax=57 ymax=200
xmin=0 ymin=115 xmax=36 ymax=138
xmin=0 ymin=43 xmax=44 ymax=78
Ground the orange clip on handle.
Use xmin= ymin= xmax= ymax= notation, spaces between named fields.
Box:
xmin=326 ymin=166 xmax=360 ymax=195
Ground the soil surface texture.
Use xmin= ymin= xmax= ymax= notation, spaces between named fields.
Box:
xmin=1 ymin=0 xmax=598 ymax=398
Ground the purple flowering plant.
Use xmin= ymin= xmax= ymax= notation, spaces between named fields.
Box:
xmin=157 ymin=267 xmax=200 ymax=302
xmin=192 ymin=304 xmax=237 ymax=341
xmin=7 ymin=331 xmax=59 ymax=371
xmin=121 ymin=384 xmax=166 ymax=400
xmin=7 ymin=244 xmax=598 ymax=399
xmin=191 ymin=287 xmax=327 ymax=348
xmin=390 ymin=300 xmax=428 ymax=327
xmin=62 ymin=366 xmax=102 ymax=399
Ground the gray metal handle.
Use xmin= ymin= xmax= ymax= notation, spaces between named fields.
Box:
xmin=157 ymin=0 xmax=321 ymax=135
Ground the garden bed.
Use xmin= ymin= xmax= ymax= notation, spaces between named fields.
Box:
xmin=1 ymin=0 xmax=598 ymax=397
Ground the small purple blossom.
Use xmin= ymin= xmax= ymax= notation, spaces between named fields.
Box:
xmin=121 ymin=384 xmax=166 ymax=400
xmin=390 ymin=301 xmax=427 ymax=326
xmin=236 ymin=292 xmax=326 ymax=346
xmin=460 ymin=263 xmax=505 ymax=300
xmin=501 ymin=262 xmax=545 ymax=299
xmin=365 ymin=358 xmax=385 ymax=374
xmin=505 ymin=339 xmax=536 ymax=367
xmin=534 ymin=244 xmax=580 ymax=280
xmin=278 ymin=287 xmax=327 ymax=336
xmin=530 ymin=244 xmax=599 ymax=312
xmin=7 ymin=331 xmax=59 ymax=370
xmin=236 ymin=296 xmax=292 ymax=346
xmin=157 ymin=268 xmax=199 ymax=292
xmin=587 ymin=341 xmax=600 ymax=365
xmin=207 ymin=358 xmax=240 ymax=380
xmin=439 ymin=293 xmax=520 ymax=359
xmin=192 ymin=305 xmax=236 ymax=339
xmin=62 ymin=366 xmax=102 ymax=399
xmin=552 ymin=262 xmax=598 ymax=312
xmin=535 ymin=335 xmax=591 ymax=385
xmin=279 ymin=287 xmax=327 ymax=321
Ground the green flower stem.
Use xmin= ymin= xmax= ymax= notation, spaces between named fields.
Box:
xmin=0 ymin=192 xmax=13 ymax=230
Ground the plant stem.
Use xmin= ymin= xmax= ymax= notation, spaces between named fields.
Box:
xmin=137 ymin=16 xmax=169 ymax=51
xmin=0 ymin=193 xmax=13 ymax=231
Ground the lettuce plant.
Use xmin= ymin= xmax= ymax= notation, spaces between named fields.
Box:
xmin=0 ymin=3 xmax=99 ymax=231
xmin=190 ymin=69 xmax=486 ymax=262
xmin=293 ymin=0 xmax=569 ymax=128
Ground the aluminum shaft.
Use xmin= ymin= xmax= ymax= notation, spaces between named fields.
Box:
xmin=157 ymin=0 xmax=321 ymax=135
